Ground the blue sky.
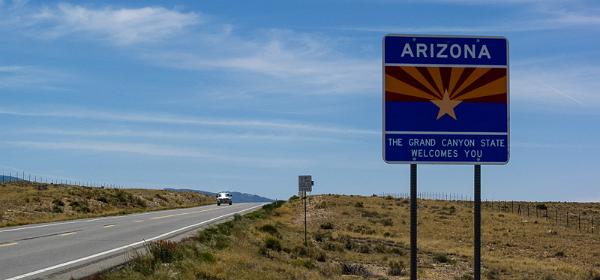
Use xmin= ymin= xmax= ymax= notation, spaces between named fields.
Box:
xmin=1 ymin=0 xmax=600 ymax=201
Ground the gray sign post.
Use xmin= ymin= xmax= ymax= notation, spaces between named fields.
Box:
xmin=298 ymin=175 xmax=313 ymax=247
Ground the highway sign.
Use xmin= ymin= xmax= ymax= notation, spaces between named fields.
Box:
xmin=298 ymin=175 xmax=313 ymax=192
xmin=383 ymin=34 xmax=509 ymax=164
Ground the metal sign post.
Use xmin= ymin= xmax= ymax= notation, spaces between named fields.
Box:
xmin=383 ymin=34 xmax=509 ymax=280
xmin=304 ymin=191 xmax=307 ymax=247
xmin=474 ymin=164 xmax=481 ymax=280
xmin=298 ymin=175 xmax=313 ymax=247
xmin=410 ymin=164 xmax=418 ymax=280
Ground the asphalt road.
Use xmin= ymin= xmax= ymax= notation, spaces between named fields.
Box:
xmin=0 ymin=203 xmax=264 ymax=280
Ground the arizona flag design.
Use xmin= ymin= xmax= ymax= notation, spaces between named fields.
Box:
xmin=383 ymin=35 xmax=509 ymax=164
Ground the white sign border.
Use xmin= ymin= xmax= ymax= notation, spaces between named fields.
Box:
xmin=382 ymin=34 xmax=510 ymax=165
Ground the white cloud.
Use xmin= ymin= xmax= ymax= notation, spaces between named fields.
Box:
xmin=5 ymin=140 xmax=310 ymax=167
xmin=0 ymin=107 xmax=378 ymax=135
xmin=511 ymin=65 xmax=600 ymax=106
xmin=551 ymin=10 xmax=600 ymax=26
xmin=340 ymin=1 xmax=600 ymax=33
xmin=4 ymin=3 xmax=377 ymax=95
xmin=0 ymin=65 xmax=69 ymax=90
xmin=142 ymin=29 xmax=379 ymax=95
xmin=19 ymin=127 xmax=345 ymax=143
xmin=31 ymin=3 xmax=200 ymax=45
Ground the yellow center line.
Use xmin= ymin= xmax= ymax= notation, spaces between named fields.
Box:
xmin=0 ymin=242 xmax=18 ymax=248
xmin=60 ymin=232 xmax=77 ymax=237
xmin=150 ymin=212 xmax=190 ymax=220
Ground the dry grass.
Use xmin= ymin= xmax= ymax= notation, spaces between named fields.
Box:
xmin=0 ymin=181 xmax=212 ymax=227
xmin=96 ymin=195 xmax=600 ymax=280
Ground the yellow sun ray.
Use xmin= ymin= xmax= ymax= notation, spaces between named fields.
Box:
xmin=454 ymin=77 xmax=507 ymax=100
xmin=450 ymin=68 xmax=490 ymax=98
xmin=427 ymin=67 xmax=445 ymax=97
xmin=401 ymin=67 xmax=442 ymax=97
xmin=447 ymin=67 xmax=464 ymax=96
xmin=385 ymin=74 xmax=439 ymax=100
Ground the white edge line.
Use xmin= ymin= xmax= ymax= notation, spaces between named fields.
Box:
xmin=385 ymin=131 xmax=507 ymax=135
xmin=5 ymin=204 xmax=264 ymax=280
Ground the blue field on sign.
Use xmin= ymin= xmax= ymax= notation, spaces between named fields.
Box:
xmin=385 ymin=101 xmax=508 ymax=133
xmin=384 ymin=133 xmax=509 ymax=163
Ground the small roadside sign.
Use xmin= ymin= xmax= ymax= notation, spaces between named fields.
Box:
xmin=298 ymin=175 xmax=313 ymax=192
xmin=383 ymin=34 xmax=509 ymax=164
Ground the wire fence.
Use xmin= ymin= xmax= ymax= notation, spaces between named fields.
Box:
xmin=380 ymin=192 xmax=600 ymax=234
xmin=0 ymin=170 xmax=125 ymax=189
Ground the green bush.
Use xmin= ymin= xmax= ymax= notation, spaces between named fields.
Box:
xmin=315 ymin=251 xmax=327 ymax=262
xmin=147 ymin=240 xmax=183 ymax=263
xmin=51 ymin=205 xmax=63 ymax=213
xmin=381 ymin=218 xmax=393 ymax=226
xmin=197 ymin=251 xmax=216 ymax=263
xmin=433 ymin=253 xmax=454 ymax=264
xmin=134 ymin=196 xmax=147 ymax=208
xmin=292 ymin=245 xmax=308 ymax=257
xmin=129 ymin=255 xmax=155 ymax=275
xmin=70 ymin=201 xmax=91 ymax=213
xmin=264 ymin=237 xmax=282 ymax=251
xmin=154 ymin=193 xmax=168 ymax=202
xmin=113 ymin=190 xmax=131 ymax=206
xmin=487 ymin=268 xmax=502 ymax=280
xmin=388 ymin=260 xmax=405 ymax=276
xmin=536 ymin=203 xmax=548 ymax=210
xmin=320 ymin=222 xmax=334 ymax=230
xmin=357 ymin=244 xmax=371 ymax=254
xmin=302 ymin=259 xmax=316 ymax=269
xmin=341 ymin=263 xmax=370 ymax=277
xmin=361 ymin=210 xmax=382 ymax=218
xmin=314 ymin=231 xmax=332 ymax=242
xmin=258 ymin=224 xmax=279 ymax=236
xmin=52 ymin=198 xmax=64 ymax=207
xmin=197 ymin=226 xmax=231 ymax=250
xmin=323 ymin=242 xmax=342 ymax=252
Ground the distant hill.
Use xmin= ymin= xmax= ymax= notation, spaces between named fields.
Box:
xmin=165 ymin=189 xmax=273 ymax=203
xmin=0 ymin=176 xmax=22 ymax=183
xmin=0 ymin=180 xmax=213 ymax=227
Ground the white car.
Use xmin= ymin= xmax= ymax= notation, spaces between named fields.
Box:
xmin=216 ymin=192 xmax=232 ymax=206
